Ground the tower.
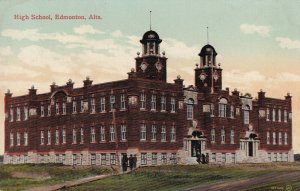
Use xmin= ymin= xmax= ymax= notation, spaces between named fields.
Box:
xmin=195 ymin=44 xmax=222 ymax=93
xmin=135 ymin=30 xmax=167 ymax=82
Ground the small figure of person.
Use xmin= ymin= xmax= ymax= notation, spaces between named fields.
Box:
xmin=205 ymin=153 xmax=209 ymax=164
xmin=122 ymin=154 xmax=128 ymax=172
xmin=133 ymin=154 xmax=137 ymax=169
xmin=201 ymin=154 xmax=206 ymax=164
xmin=129 ymin=154 xmax=134 ymax=170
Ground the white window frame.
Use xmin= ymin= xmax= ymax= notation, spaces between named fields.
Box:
xmin=272 ymin=109 xmax=276 ymax=122
xmin=47 ymin=105 xmax=51 ymax=116
xmin=41 ymin=106 xmax=44 ymax=117
xmin=161 ymin=126 xmax=166 ymax=142
xmin=171 ymin=97 xmax=176 ymax=113
xmin=161 ymin=153 xmax=167 ymax=164
xmin=211 ymin=129 xmax=215 ymax=142
xmin=110 ymin=95 xmax=115 ymax=111
xmin=40 ymin=131 xmax=44 ymax=145
xmin=284 ymin=132 xmax=288 ymax=145
xmin=151 ymin=125 xmax=157 ymax=141
xmin=244 ymin=105 xmax=250 ymax=125
xmin=187 ymin=99 xmax=194 ymax=120
xmin=221 ymin=129 xmax=225 ymax=144
xmin=161 ymin=96 xmax=166 ymax=111
xmin=219 ymin=98 xmax=227 ymax=118
xmin=284 ymin=110 xmax=287 ymax=122
xmin=140 ymin=124 xmax=147 ymax=141
xmin=110 ymin=125 xmax=115 ymax=142
xmin=151 ymin=95 xmax=156 ymax=111
xmin=62 ymin=103 xmax=66 ymax=115
xmin=16 ymin=107 xmax=21 ymax=121
xmin=91 ymin=127 xmax=96 ymax=143
xmin=24 ymin=132 xmax=28 ymax=146
xmin=80 ymin=100 xmax=84 ymax=112
xmin=72 ymin=101 xmax=77 ymax=113
xmin=62 ymin=129 xmax=66 ymax=144
xmin=101 ymin=153 xmax=106 ymax=165
xmin=273 ymin=132 xmax=276 ymax=145
xmin=170 ymin=126 xmax=176 ymax=142
xmin=120 ymin=94 xmax=126 ymax=110
xmin=278 ymin=109 xmax=281 ymax=122
xmin=110 ymin=153 xmax=116 ymax=165
xmin=10 ymin=132 xmax=14 ymax=146
xmin=121 ymin=124 xmax=126 ymax=141
xmin=266 ymin=108 xmax=270 ymax=121
xmin=100 ymin=97 xmax=106 ymax=112
xmin=55 ymin=129 xmax=59 ymax=144
xmin=80 ymin=128 xmax=84 ymax=143
xmin=100 ymin=126 xmax=105 ymax=142
xmin=91 ymin=98 xmax=96 ymax=113
xmin=152 ymin=153 xmax=157 ymax=165
xmin=10 ymin=108 xmax=14 ymax=122
xmin=24 ymin=107 xmax=28 ymax=120
xmin=47 ymin=130 xmax=51 ymax=145
xmin=140 ymin=93 xmax=146 ymax=110
xmin=278 ymin=132 xmax=282 ymax=145
xmin=267 ymin=131 xmax=270 ymax=144
xmin=230 ymin=106 xmax=234 ymax=118
xmin=55 ymin=103 xmax=59 ymax=115
xmin=72 ymin=129 xmax=77 ymax=144
xmin=141 ymin=153 xmax=147 ymax=165
xmin=17 ymin=132 xmax=20 ymax=146
xmin=230 ymin=130 xmax=234 ymax=144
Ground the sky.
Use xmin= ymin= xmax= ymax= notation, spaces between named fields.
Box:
xmin=0 ymin=0 xmax=300 ymax=154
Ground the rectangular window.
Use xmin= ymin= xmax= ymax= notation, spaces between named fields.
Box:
xmin=120 ymin=94 xmax=126 ymax=110
xmin=48 ymin=130 xmax=51 ymax=145
xmin=222 ymin=153 xmax=226 ymax=163
xmin=72 ymin=154 xmax=77 ymax=166
xmin=170 ymin=126 xmax=176 ymax=142
xmin=62 ymin=129 xmax=66 ymax=144
xmin=91 ymin=127 xmax=96 ymax=143
xmin=274 ymin=153 xmax=277 ymax=162
xmin=140 ymin=124 xmax=147 ymax=141
xmin=230 ymin=106 xmax=234 ymax=118
xmin=187 ymin=104 xmax=193 ymax=120
xmin=24 ymin=132 xmax=28 ymax=146
xmin=151 ymin=95 xmax=156 ymax=111
xmin=10 ymin=108 xmax=14 ymax=122
xmin=40 ymin=131 xmax=44 ymax=145
xmin=16 ymin=132 xmax=20 ymax=146
xmin=268 ymin=153 xmax=271 ymax=161
xmin=219 ymin=104 xmax=227 ymax=117
xmin=212 ymin=153 xmax=216 ymax=162
xmin=284 ymin=110 xmax=287 ymax=122
xmin=278 ymin=109 xmax=281 ymax=122
xmin=273 ymin=132 xmax=276 ymax=145
xmin=141 ymin=153 xmax=147 ymax=165
xmin=267 ymin=132 xmax=270 ymax=144
xmin=211 ymin=129 xmax=215 ymax=142
xmin=40 ymin=106 xmax=44 ymax=117
xmin=80 ymin=154 xmax=83 ymax=165
xmin=171 ymin=97 xmax=176 ymax=112
xmin=91 ymin=98 xmax=95 ymax=113
xmin=81 ymin=100 xmax=84 ymax=112
xmin=110 ymin=125 xmax=115 ymax=142
xmin=91 ymin=153 xmax=96 ymax=165
xmin=140 ymin=93 xmax=146 ymax=110
xmin=284 ymin=133 xmax=288 ymax=145
xmin=48 ymin=105 xmax=51 ymax=116
xmin=80 ymin=128 xmax=84 ymax=143
xmin=272 ymin=109 xmax=276 ymax=122
xmin=100 ymin=97 xmax=106 ymax=112
xmin=16 ymin=107 xmax=21 ymax=121
xmin=211 ymin=104 xmax=215 ymax=116
xmin=73 ymin=101 xmax=77 ymax=113
xmin=110 ymin=95 xmax=115 ymax=111
xmin=244 ymin=110 xmax=250 ymax=124
xmin=161 ymin=126 xmax=166 ymax=142
xmin=72 ymin=129 xmax=77 ymax=144
xmin=55 ymin=129 xmax=59 ymax=144
xmin=221 ymin=129 xmax=225 ymax=144
xmin=231 ymin=153 xmax=235 ymax=163
xmin=170 ymin=153 xmax=177 ymax=164
xmin=121 ymin=124 xmax=126 ymax=141
xmin=151 ymin=125 xmax=157 ymax=141
xmin=62 ymin=103 xmax=66 ymax=115
xmin=10 ymin=132 xmax=13 ymax=146
xmin=24 ymin=107 xmax=28 ymax=120
xmin=101 ymin=153 xmax=106 ymax=165
xmin=266 ymin=108 xmax=270 ymax=121
xmin=62 ymin=154 xmax=66 ymax=163
xmin=110 ymin=153 xmax=116 ymax=165
xmin=56 ymin=103 xmax=59 ymax=115
xmin=230 ymin=130 xmax=234 ymax=144
xmin=152 ymin=153 xmax=157 ymax=165
xmin=161 ymin=96 xmax=166 ymax=111
xmin=161 ymin=153 xmax=167 ymax=164
xmin=278 ymin=132 xmax=282 ymax=145
xmin=100 ymin=126 xmax=105 ymax=141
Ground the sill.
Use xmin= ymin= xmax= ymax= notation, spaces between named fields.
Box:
xmin=100 ymin=141 xmax=106 ymax=143
xmin=72 ymin=143 xmax=77 ymax=144
xmin=170 ymin=111 xmax=176 ymax=113
xmin=151 ymin=140 xmax=157 ymax=142
xmin=91 ymin=142 xmax=96 ymax=144
xmin=100 ymin=111 xmax=107 ymax=113
xmin=150 ymin=109 xmax=157 ymax=112
xmin=90 ymin=112 xmax=96 ymax=114
xmin=109 ymin=141 xmax=116 ymax=143
xmin=140 ymin=108 xmax=146 ymax=111
xmin=210 ymin=115 xmax=214 ymax=117
xmin=120 ymin=140 xmax=127 ymax=142
xmin=211 ymin=141 xmax=215 ymax=144
xmin=120 ymin=109 xmax=127 ymax=112
xmin=170 ymin=141 xmax=176 ymax=143
xmin=161 ymin=110 xmax=166 ymax=113
xmin=161 ymin=140 xmax=167 ymax=142
xmin=140 ymin=140 xmax=146 ymax=142
xmin=41 ymin=116 xmax=44 ymax=118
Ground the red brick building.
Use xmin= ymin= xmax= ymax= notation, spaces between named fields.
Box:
xmin=3 ymin=29 xmax=293 ymax=165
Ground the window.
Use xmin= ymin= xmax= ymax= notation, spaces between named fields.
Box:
xmin=244 ymin=105 xmax=250 ymax=124
xmin=278 ymin=132 xmax=282 ymax=145
xmin=48 ymin=130 xmax=51 ymax=144
xmin=10 ymin=108 xmax=14 ymax=122
xmin=284 ymin=132 xmax=288 ymax=145
xmin=211 ymin=129 xmax=215 ymax=142
xmin=274 ymin=153 xmax=277 ymax=162
xmin=221 ymin=129 xmax=225 ymax=144
xmin=151 ymin=95 xmax=156 ymax=111
xmin=230 ymin=106 xmax=234 ymax=118
xmin=62 ymin=129 xmax=66 ymax=144
xmin=272 ymin=109 xmax=276 ymax=122
xmin=221 ymin=153 xmax=226 ymax=163
xmin=24 ymin=155 xmax=28 ymax=163
xmin=40 ymin=131 xmax=44 ymax=145
xmin=121 ymin=124 xmax=126 ymax=141
xmin=110 ymin=95 xmax=115 ymax=111
xmin=72 ymin=129 xmax=77 ymax=144
xmin=55 ymin=129 xmax=59 ymax=144
xmin=266 ymin=108 xmax=270 ymax=121
xmin=80 ymin=128 xmax=84 ymax=143
xmin=91 ymin=127 xmax=96 ymax=143
xmin=110 ymin=153 xmax=116 ymax=165
xmin=267 ymin=132 xmax=270 ymax=144
xmin=231 ymin=153 xmax=235 ymax=163
xmin=47 ymin=105 xmax=51 ymax=116
xmin=161 ymin=153 xmax=167 ymax=164
xmin=72 ymin=101 xmax=77 ymax=113
xmin=120 ymin=94 xmax=126 ymax=110
xmin=211 ymin=104 xmax=214 ymax=116
xmin=230 ymin=130 xmax=234 ymax=144
xmin=91 ymin=154 xmax=96 ymax=165
xmin=141 ymin=153 xmax=147 ymax=165
xmin=41 ymin=106 xmax=44 ymax=117
xmin=16 ymin=132 xmax=20 ymax=146
xmin=10 ymin=132 xmax=13 ymax=146
xmin=273 ymin=132 xmax=276 ymax=145
xmin=170 ymin=126 xmax=176 ymax=142
xmin=268 ymin=153 xmax=271 ymax=161
xmin=278 ymin=109 xmax=281 ymax=122
xmin=24 ymin=107 xmax=28 ymax=120
xmin=62 ymin=154 xmax=66 ymax=163
xmin=151 ymin=125 xmax=157 ymax=141
xmin=170 ymin=153 xmax=177 ymax=164
xmin=91 ymin=98 xmax=95 ymax=113
xmin=219 ymin=98 xmax=227 ymax=117
xmin=140 ymin=93 xmax=146 ymax=110
xmin=100 ymin=126 xmax=105 ymax=141
xmin=152 ymin=153 xmax=157 ymax=165
xmin=187 ymin=99 xmax=194 ymax=120
xmin=110 ymin=125 xmax=115 ymax=142
xmin=161 ymin=126 xmax=166 ymax=142
xmin=161 ymin=96 xmax=166 ymax=111
xmin=16 ymin=107 xmax=21 ymax=121
xmin=61 ymin=103 xmax=66 ymax=115
xmin=171 ymin=97 xmax=176 ymax=112
xmin=140 ymin=124 xmax=146 ymax=141
xmin=212 ymin=153 xmax=216 ymax=162
xmin=284 ymin=110 xmax=287 ymax=122
xmin=100 ymin=97 xmax=106 ymax=112
xmin=101 ymin=153 xmax=106 ymax=165
xmin=55 ymin=103 xmax=59 ymax=115
xmin=80 ymin=100 xmax=84 ymax=112
xmin=24 ymin=132 xmax=28 ymax=146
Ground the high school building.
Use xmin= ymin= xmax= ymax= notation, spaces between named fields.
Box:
xmin=3 ymin=29 xmax=293 ymax=165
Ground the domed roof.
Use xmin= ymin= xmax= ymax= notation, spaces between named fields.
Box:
xmin=198 ymin=44 xmax=218 ymax=57
xmin=140 ymin=30 xmax=162 ymax=44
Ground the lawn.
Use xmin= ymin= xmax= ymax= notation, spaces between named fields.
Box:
xmin=0 ymin=164 xmax=112 ymax=191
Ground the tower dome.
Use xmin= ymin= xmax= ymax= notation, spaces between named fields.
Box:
xmin=198 ymin=44 xmax=217 ymax=57
xmin=140 ymin=30 xmax=162 ymax=44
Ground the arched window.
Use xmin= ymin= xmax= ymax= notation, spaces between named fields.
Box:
xmin=219 ymin=98 xmax=227 ymax=117
xmin=244 ymin=105 xmax=250 ymax=124
xmin=187 ymin=99 xmax=194 ymax=120
xmin=211 ymin=129 xmax=215 ymax=142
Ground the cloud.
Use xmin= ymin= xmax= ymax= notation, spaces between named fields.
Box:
xmin=0 ymin=46 xmax=12 ymax=56
xmin=163 ymin=38 xmax=200 ymax=59
xmin=276 ymin=37 xmax=300 ymax=49
xmin=223 ymin=70 xmax=266 ymax=84
xmin=73 ymin=25 xmax=104 ymax=35
xmin=240 ymin=24 xmax=271 ymax=37
xmin=111 ymin=30 xmax=123 ymax=37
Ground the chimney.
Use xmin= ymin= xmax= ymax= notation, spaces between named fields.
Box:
xmin=174 ymin=75 xmax=184 ymax=86
xmin=66 ymin=79 xmax=74 ymax=89
xmin=232 ymin=88 xmax=240 ymax=97
xmin=50 ymin=82 xmax=58 ymax=92
xmin=28 ymin=85 xmax=37 ymax=96
xmin=5 ymin=89 xmax=12 ymax=98
xmin=83 ymin=76 xmax=93 ymax=87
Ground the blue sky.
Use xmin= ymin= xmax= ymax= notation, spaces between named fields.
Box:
xmin=0 ymin=0 xmax=300 ymax=154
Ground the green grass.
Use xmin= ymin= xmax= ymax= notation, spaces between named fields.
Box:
xmin=0 ymin=164 xmax=112 ymax=191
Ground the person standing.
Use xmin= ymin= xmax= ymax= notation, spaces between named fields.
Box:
xmin=133 ymin=154 xmax=137 ymax=169
xmin=122 ymin=154 xmax=128 ymax=172
xmin=129 ymin=154 xmax=134 ymax=170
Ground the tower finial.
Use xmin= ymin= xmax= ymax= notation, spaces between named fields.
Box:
xmin=150 ymin=11 xmax=152 ymax=30
xmin=206 ymin=26 xmax=209 ymax=44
